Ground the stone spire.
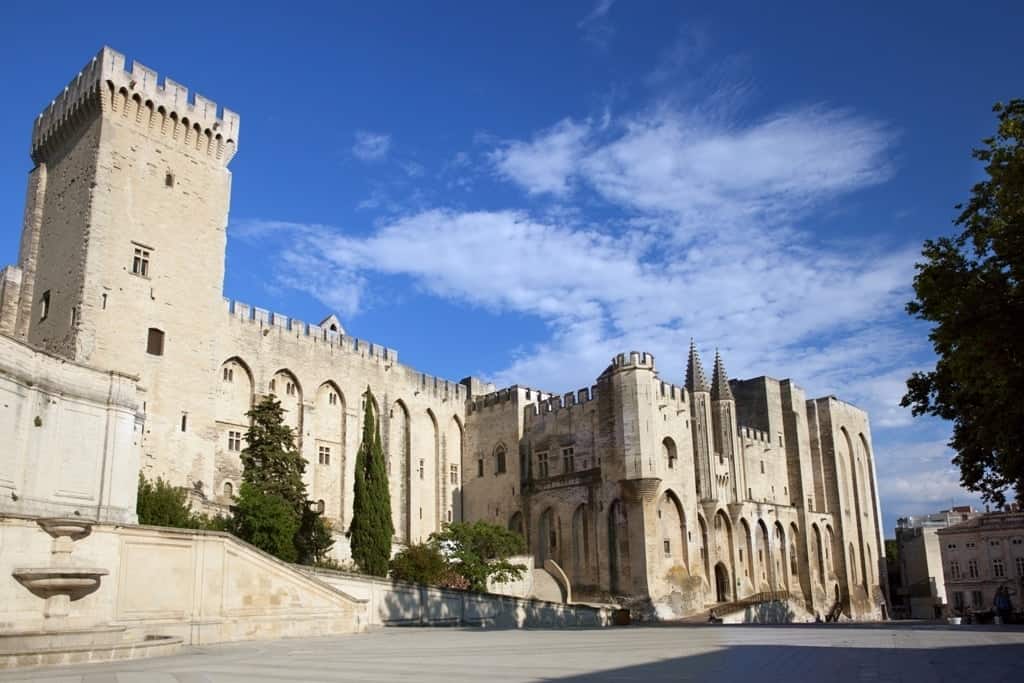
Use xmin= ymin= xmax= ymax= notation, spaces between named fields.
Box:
xmin=685 ymin=339 xmax=710 ymax=393
xmin=710 ymin=349 xmax=734 ymax=402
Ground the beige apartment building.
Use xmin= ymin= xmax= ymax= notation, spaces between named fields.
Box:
xmin=894 ymin=506 xmax=979 ymax=619
xmin=939 ymin=510 xmax=1024 ymax=618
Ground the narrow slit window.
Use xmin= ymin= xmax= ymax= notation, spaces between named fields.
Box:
xmin=180 ymin=413 xmax=187 ymax=432
xmin=39 ymin=290 xmax=50 ymax=321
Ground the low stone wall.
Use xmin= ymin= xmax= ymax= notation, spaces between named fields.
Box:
xmin=0 ymin=517 xmax=367 ymax=645
xmin=303 ymin=567 xmax=611 ymax=628
xmin=718 ymin=599 xmax=815 ymax=624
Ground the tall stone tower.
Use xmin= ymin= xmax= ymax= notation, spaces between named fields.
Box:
xmin=685 ymin=341 xmax=713 ymax=502
xmin=8 ymin=47 xmax=240 ymax=487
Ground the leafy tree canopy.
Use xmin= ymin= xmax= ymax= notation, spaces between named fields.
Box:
xmin=903 ymin=99 xmax=1024 ymax=505
xmin=430 ymin=521 xmax=527 ymax=592
xmin=232 ymin=482 xmax=300 ymax=563
xmin=136 ymin=473 xmax=200 ymax=529
xmin=389 ymin=542 xmax=448 ymax=585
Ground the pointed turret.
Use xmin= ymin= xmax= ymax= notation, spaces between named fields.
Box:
xmin=685 ymin=339 xmax=710 ymax=393
xmin=710 ymin=350 xmax=734 ymax=402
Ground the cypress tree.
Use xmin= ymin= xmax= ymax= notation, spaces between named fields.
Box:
xmin=349 ymin=388 xmax=394 ymax=575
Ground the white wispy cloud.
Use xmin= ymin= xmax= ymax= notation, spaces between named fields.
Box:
xmin=490 ymin=119 xmax=590 ymax=196
xmin=352 ymin=131 xmax=392 ymax=161
xmin=578 ymin=0 xmax=616 ymax=48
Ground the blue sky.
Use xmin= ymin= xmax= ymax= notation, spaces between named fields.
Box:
xmin=1 ymin=1 xmax=1021 ymax=534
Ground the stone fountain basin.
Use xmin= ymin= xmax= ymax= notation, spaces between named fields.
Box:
xmin=36 ymin=518 xmax=94 ymax=540
xmin=12 ymin=568 xmax=109 ymax=600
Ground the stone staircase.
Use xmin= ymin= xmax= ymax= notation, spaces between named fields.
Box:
xmin=530 ymin=568 xmax=565 ymax=603
xmin=678 ymin=590 xmax=802 ymax=624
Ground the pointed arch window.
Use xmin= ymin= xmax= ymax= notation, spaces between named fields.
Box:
xmin=494 ymin=445 xmax=507 ymax=475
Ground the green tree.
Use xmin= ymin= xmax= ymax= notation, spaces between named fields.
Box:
xmin=232 ymin=482 xmax=300 ymax=562
xmin=239 ymin=396 xmax=308 ymax=514
xmin=389 ymin=542 xmax=448 ymax=585
xmin=430 ymin=521 xmax=527 ymax=592
xmin=349 ymin=389 xmax=394 ymax=576
xmin=903 ymin=100 xmax=1024 ymax=505
xmin=296 ymin=508 xmax=335 ymax=565
xmin=232 ymin=394 xmax=329 ymax=562
xmin=136 ymin=473 xmax=200 ymax=529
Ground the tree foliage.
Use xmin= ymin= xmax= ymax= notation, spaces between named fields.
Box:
xmin=136 ymin=473 xmax=200 ymax=529
xmin=389 ymin=542 xmax=448 ymax=585
xmin=903 ymin=99 xmax=1024 ymax=505
xmin=430 ymin=521 xmax=527 ymax=592
xmin=232 ymin=395 xmax=333 ymax=563
xmin=240 ymin=396 xmax=307 ymax=514
xmin=232 ymin=482 xmax=300 ymax=562
xmin=349 ymin=389 xmax=394 ymax=576
xmin=296 ymin=508 xmax=335 ymax=565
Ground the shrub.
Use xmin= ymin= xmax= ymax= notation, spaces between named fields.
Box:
xmin=232 ymin=483 xmax=300 ymax=563
xmin=136 ymin=473 xmax=200 ymax=529
xmin=390 ymin=542 xmax=447 ymax=585
xmin=296 ymin=509 xmax=335 ymax=565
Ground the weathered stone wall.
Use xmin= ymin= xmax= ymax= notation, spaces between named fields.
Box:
xmin=303 ymin=566 xmax=610 ymax=628
xmin=463 ymin=386 xmax=544 ymax=526
xmin=0 ymin=334 xmax=139 ymax=524
xmin=808 ymin=396 xmax=885 ymax=619
xmin=0 ymin=517 xmax=366 ymax=644
xmin=210 ymin=307 xmax=467 ymax=546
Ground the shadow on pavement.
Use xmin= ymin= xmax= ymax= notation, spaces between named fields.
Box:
xmin=550 ymin=642 xmax=1024 ymax=682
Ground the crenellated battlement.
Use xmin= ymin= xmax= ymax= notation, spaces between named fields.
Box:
xmin=740 ymin=425 xmax=771 ymax=445
xmin=659 ymin=380 xmax=688 ymax=403
xmin=32 ymin=46 xmax=240 ymax=164
xmin=527 ymin=383 xmax=601 ymax=421
xmin=467 ymin=385 xmax=552 ymax=414
xmin=224 ymin=299 xmax=464 ymax=402
xmin=609 ymin=351 xmax=656 ymax=372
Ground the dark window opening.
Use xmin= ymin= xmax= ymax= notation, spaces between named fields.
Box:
xmin=146 ymin=328 xmax=165 ymax=356
xmin=39 ymin=290 xmax=50 ymax=321
xmin=132 ymin=246 xmax=151 ymax=277
xmin=180 ymin=414 xmax=187 ymax=432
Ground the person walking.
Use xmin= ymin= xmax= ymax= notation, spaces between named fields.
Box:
xmin=993 ymin=586 xmax=1012 ymax=624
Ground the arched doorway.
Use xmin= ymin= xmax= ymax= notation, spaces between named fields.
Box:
xmin=509 ymin=511 xmax=524 ymax=536
xmin=714 ymin=562 xmax=730 ymax=603
xmin=608 ymin=499 xmax=630 ymax=594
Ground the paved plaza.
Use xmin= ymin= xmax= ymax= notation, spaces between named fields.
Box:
xmin=2 ymin=623 xmax=1022 ymax=683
